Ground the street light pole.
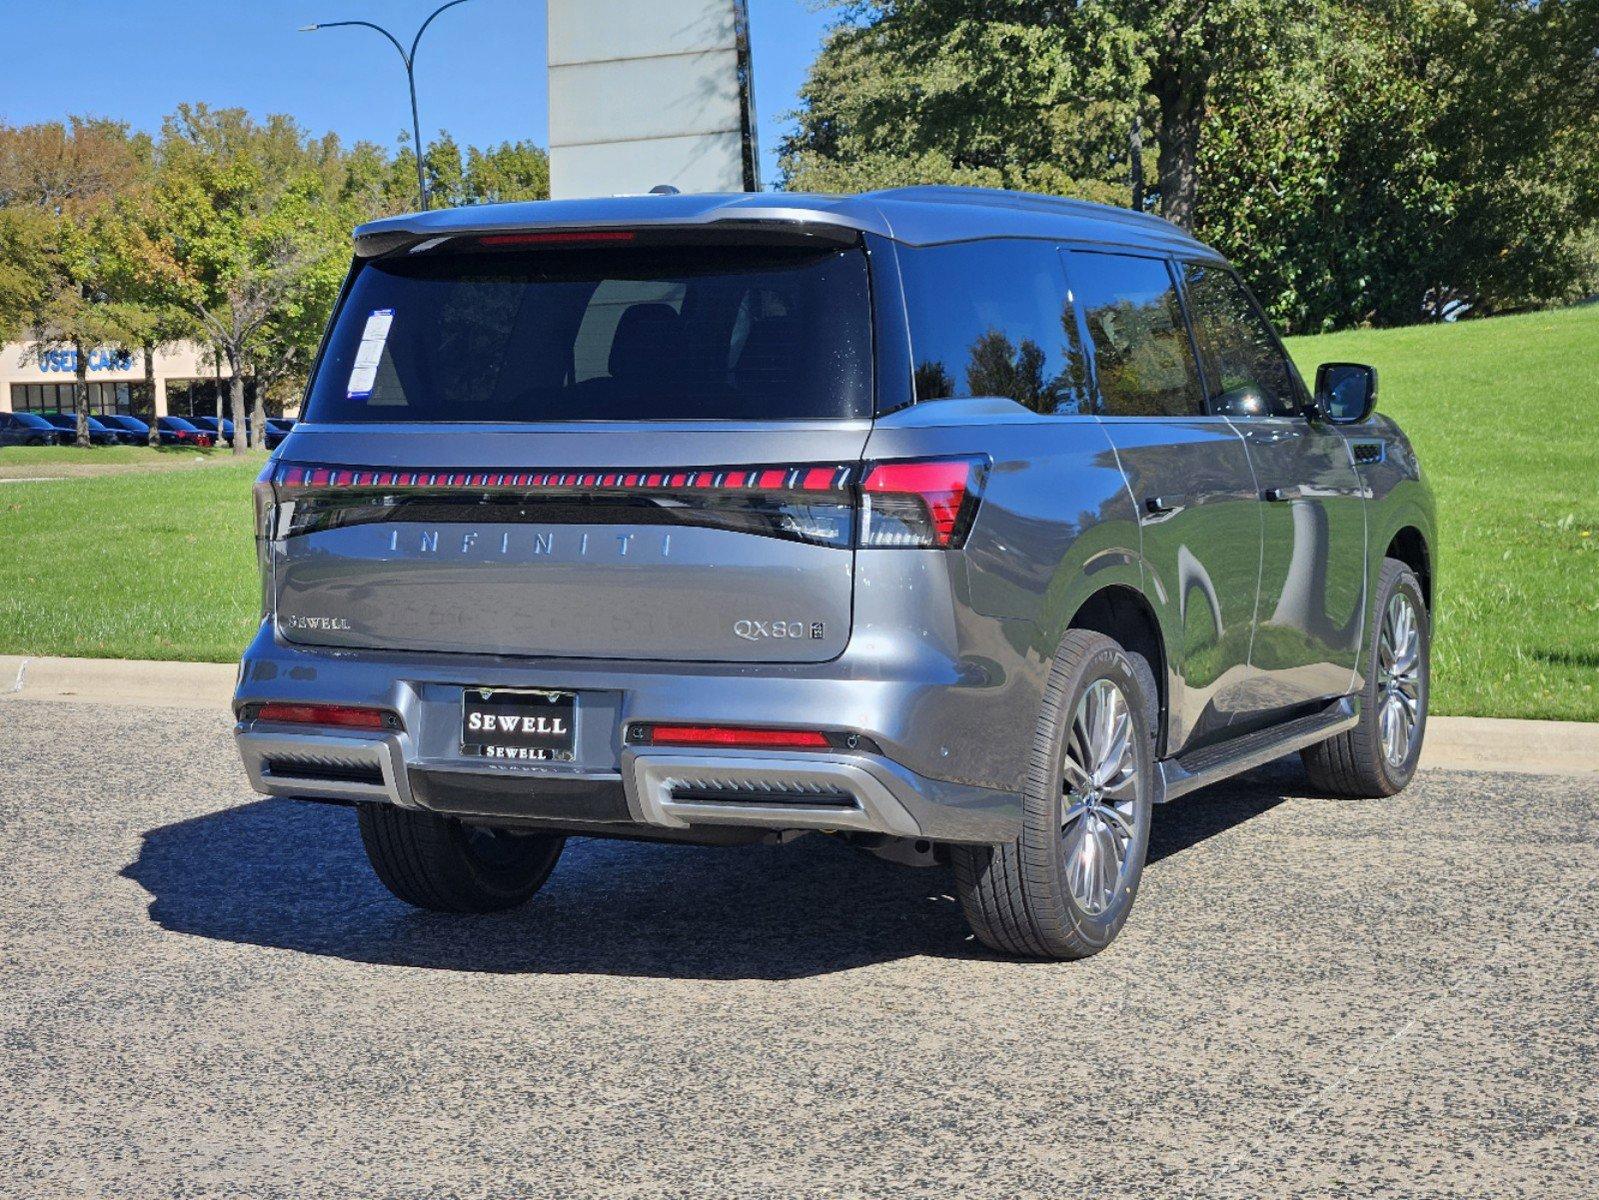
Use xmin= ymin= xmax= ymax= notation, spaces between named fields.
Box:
xmin=300 ymin=0 xmax=475 ymax=211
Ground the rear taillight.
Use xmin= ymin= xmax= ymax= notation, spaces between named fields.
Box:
xmin=268 ymin=456 xmax=987 ymax=550
xmin=271 ymin=460 xmax=858 ymax=548
xmin=250 ymin=702 xmax=396 ymax=730
xmin=859 ymin=457 xmax=986 ymax=549
xmin=253 ymin=462 xmax=276 ymax=617
xmin=632 ymin=724 xmax=832 ymax=749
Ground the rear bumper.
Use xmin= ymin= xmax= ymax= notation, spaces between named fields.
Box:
xmin=232 ymin=624 xmax=1024 ymax=844
xmin=234 ymin=723 xmax=950 ymax=839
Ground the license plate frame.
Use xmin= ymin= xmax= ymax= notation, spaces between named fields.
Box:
xmin=460 ymin=688 xmax=578 ymax=762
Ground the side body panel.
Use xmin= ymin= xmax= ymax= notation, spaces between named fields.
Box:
xmin=1231 ymin=417 xmax=1369 ymax=717
xmin=1341 ymin=412 xmax=1437 ymax=691
xmin=1095 ymin=416 xmax=1263 ymax=751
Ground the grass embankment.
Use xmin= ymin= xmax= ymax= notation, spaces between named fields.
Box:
xmin=1285 ymin=304 xmax=1598 ymax=722
xmin=0 ymin=306 xmax=1594 ymax=718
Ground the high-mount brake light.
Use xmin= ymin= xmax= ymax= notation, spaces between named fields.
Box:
xmin=640 ymin=725 xmax=831 ymax=749
xmin=476 ymin=230 xmax=636 ymax=247
xmin=860 ymin=457 xmax=986 ymax=549
xmin=253 ymin=702 xmax=393 ymax=730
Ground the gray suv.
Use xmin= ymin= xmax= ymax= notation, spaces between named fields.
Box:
xmin=235 ymin=187 xmax=1434 ymax=959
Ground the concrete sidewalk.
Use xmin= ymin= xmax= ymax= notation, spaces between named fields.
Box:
xmin=3 ymin=652 xmax=1596 ymax=777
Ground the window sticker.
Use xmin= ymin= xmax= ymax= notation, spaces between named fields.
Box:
xmin=346 ymin=308 xmax=395 ymax=398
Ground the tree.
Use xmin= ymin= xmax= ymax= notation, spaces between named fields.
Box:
xmin=0 ymin=207 xmax=52 ymax=344
xmin=0 ymin=118 xmax=150 ymax=446
xmin=781 ymin=0 xmax=1599 ymax=330
xmin=127 ymin=106 xmax=351 ymax=453
xmin=781 ymin=2 xmax=1143 ymax=204
xmin=464 ymin=139 xmax=550 ymax=204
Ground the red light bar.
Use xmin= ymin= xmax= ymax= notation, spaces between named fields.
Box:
xmin=273 ymin=460 xmax=855 ymax=496
xmin=644 ymin=725 xmax=830 ymax=749
xmin=254 ymin=702 xmax=390 ymax=730
xmin=860 ymin=457 xmax=984 ymax=547
xmin=477 ymin=230 xmax=636 ymax=247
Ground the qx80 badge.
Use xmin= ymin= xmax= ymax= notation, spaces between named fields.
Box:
xmin=734 ymin=619 xmax=826 ymax=641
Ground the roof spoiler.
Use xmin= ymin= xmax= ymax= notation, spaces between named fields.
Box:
xmin=353 ymin=216 xmax=868 ymax=260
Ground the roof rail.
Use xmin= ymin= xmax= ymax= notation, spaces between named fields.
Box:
xmin=866 ymin=185 xmax=1179 ymax=235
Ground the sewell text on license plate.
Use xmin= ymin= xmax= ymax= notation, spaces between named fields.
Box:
xmin=461 ymin=688 xmax=577 ymax=761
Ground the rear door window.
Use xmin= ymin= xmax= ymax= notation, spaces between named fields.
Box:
xmin=305 ymin=242 xmax=873 ymax=422
xmin=1180 ymin=262 xmax=1302 ymax=418
xmin=899 ymin=240 xmax=1091 ymax=414
xmin=1063 ymin=250 xmax=1204 ymax=418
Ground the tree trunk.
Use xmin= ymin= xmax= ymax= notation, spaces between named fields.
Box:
xmin=1129 ymin=112 xmax=1146 ymax=212
xmin=1150 ymin=65 xmax=1204 ymax=231
xmin=227 ymin=354 xmax=248 ymax=458
xmin=72 ymin=340 xmax=91 ymax=449
xmin=214 ymin=350 xmax=225 ymax=446
xmin=249 ymin=375 xmax=265 ymax=451
xmin=143 ymin=342 xmax=160 ymax=446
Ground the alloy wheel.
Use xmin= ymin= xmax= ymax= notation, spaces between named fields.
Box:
xmin=1060 ymin=678 xmax=1143 ymax=916
xmin=1377 ymin=592 xmax=1422 ymax=767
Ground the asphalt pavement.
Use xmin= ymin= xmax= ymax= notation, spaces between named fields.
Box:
xmin=1 ymin=699 xmax=1595 ymax=1199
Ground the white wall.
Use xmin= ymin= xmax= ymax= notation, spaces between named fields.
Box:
xmin=546 ymin=0 xmax=757 ymax=198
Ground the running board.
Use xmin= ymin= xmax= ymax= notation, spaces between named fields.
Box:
xmin=1156 ymin=697 xmax=1359 ymax=803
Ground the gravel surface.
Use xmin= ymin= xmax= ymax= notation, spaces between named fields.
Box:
xmin=1 ymin=700 xmax=1595 ymax=1199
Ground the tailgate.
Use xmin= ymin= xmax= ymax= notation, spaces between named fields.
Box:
xmin=267 ymin=425 xmax=869 ymax=663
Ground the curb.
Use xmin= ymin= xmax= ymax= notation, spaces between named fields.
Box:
xmin=1 ymin=655 xmax=236 ymax=712
xmin=2 ymin=654 xmax=1596 ymax=778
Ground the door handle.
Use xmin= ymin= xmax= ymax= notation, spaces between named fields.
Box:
xmin=1144 ymin=494 xmax=1187 ymax=515
xmin=1262 ymin=486 xmax=1303 ymax=502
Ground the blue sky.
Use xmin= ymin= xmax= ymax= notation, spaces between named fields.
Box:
xmin=0 ymin=0 xmax=837 ymax=187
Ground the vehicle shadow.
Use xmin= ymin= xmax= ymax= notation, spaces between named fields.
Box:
xmin=121 ymin=763 xmax=1308 ymax=980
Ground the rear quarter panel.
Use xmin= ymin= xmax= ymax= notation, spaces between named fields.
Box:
xmin=861 ymin=401 xmax=1141 ymax=792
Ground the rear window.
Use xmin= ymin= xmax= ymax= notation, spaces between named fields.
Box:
xmin=305 ymin=241 xmax=873 ymax=422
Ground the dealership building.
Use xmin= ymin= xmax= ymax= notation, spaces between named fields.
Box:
xmin=0 ymin=340 xmax=252 ymax=420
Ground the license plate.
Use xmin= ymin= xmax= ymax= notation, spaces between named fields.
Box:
xmin=461 ymin=688 xmax=577 ymax=761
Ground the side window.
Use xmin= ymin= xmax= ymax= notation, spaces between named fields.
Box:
xmin=1181 ymin=262 xmax=1301 ymax=418
xmin=1065 ymin=251 xmax=1203 ymax=417
xmin=899 ymin=240 xmax=1092 ymax=414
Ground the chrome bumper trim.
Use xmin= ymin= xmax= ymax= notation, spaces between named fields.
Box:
xmin=235 ymin=724 xmax=415 ymax=807
xmin=624 ymin=748 xmax=923 ymax=836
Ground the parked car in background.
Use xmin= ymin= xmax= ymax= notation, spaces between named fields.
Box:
xmin=98 ymin=415 xmax=153 ymax=444
xmin=263 ymin=417 xmax=295 ymax=449
xmin=0 ymin=411 xmax=58 ymax=446
xmin=190 ymin=416 xmax=236 ymax=445
xmin=41 ymin=412 xmax=119 ymax=446
xmin=234 ymin=188 xmax=1434 ymax=960
xmin=155 ymin=416 xmax=214 ymax=447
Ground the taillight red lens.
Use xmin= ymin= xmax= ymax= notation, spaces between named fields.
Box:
xmin=254 ymin=703 xmax=390 ymax=730
xmin=643 ymin=725 xmax=830 ymax=749
xmin=859 ymin=457 xmax=985 ymax=548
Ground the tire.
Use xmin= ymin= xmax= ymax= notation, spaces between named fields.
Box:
xmin=952 ymin=630 xmax=1156 ymax=959
xmin=356 ymin=804 xmax=565 ymax=913
xmin=1302 ymin=558 xmax=1429 ymax=797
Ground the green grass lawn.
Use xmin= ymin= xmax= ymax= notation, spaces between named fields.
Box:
xmin=0 ymin=464 xmax=261 ymax=662
xmin=0 ymin=305 xmax=1594 ymax=719
xmin=1286 ymin=303 xmax=1599 ymax=722
xmin=0 ymin=444 xmax=224 ymax=467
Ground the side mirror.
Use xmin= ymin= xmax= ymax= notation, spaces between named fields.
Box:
xmin=1314 ymin=362 xmax=1379 ymax=424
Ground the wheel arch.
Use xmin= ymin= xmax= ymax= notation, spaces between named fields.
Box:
xmin=1066 ymin=583 xmax=1171 ymax=757
xmin=1385 ymin=525 xmax=1432 ymax=610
